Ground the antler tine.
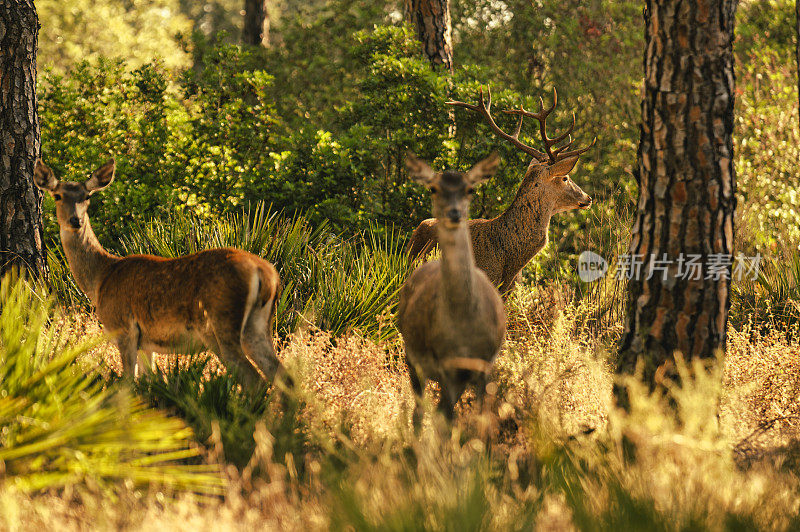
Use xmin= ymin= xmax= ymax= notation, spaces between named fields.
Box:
xmin=552 ymin=135 xmax=574 ymax=157
xmin=447 ymin=86 xmax=548 ymax=161
xmin=550 ymin=112 xmax=576 ymax=147
xmin=511 ymin=114 xmax=524 ymax=139
xmin=503 ymin=88 xmax=595 ymax=163
xmin=555 ymin=137 xmax=597 ymax=159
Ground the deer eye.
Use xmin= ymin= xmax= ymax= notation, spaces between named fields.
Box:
xmin=430 ymin=185 xmax=440 ymax=193
xmin=53 ymin=194 xmax=61 ymax=201
xmin=562 ymin=176 xmax=568 ymax=182
xmin=466 ymin=187 xmax=475 ymax=194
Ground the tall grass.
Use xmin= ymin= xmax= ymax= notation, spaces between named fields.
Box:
xmin=0 ymin=273 xmax=222 ymax=494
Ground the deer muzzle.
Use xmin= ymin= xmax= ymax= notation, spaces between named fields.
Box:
xmin=446 ymin=209 xmax=461 ymax=224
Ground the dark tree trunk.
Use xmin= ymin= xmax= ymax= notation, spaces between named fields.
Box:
xmin=243 ymin=0 xmax=269 ymax=47
xmin=618 ymin=1 xmax=737 ymax=385
xmin=403 ymin=0 xmax=453 ymax=72
xmin=0 ymin=0 xmax=45 ymax=278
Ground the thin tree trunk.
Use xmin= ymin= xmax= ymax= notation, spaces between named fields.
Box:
xmin=0 ymin=0 xmax=46 ymax=277
xmin=403 ymin=0 xmax=453 ymax=72
xmin=243 ymin=0 xmax=269 ymax=47
xmin=617 ymin=0 xmax=737 ymax=386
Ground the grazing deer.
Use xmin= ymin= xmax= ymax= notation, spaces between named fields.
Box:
xmin=397 ymin=152 xmax=506 ymax=423
xmin=407 ymin=88 xmax=594 ymax=294
xmin=33 ymin=159 xmax=281 ymax=388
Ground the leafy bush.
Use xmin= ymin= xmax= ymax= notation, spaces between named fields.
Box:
xmin=0 ymin=273 xmax=221 ymax=494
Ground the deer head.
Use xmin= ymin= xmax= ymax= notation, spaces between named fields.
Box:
xmin=33 ymin=159 xmax=116 ymax=231
xmin=406 ymin=152 xmax=500 ymax=229
xmin=447 ymin=88 xmax=594 ymax=213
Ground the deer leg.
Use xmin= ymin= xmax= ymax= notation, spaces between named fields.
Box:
xmin=114 ymin=325 xmax=140 ymax=378
xmin=500 ymin=274 xmax=518 ymax=299
xmin=439 ymin=370 xmax=472 ymax=421
xmin=240 ymin=301 xmax=280 ymax=384
xmin=136 ymin=351 xmax=154 ymax=377
xmin=437 ymin=381 xmax=458 ymax=421
xmin=217 ymin=341 xmax=265 ymax=390
xmin=406 ymin=361 xmax=425 ymax=430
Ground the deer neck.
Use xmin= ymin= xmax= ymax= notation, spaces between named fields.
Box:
xmin=495 ymin=178 xmax=555 ymax=269
xmin=436 ymin=220 xmax=478 ymax=315
xmin=60 ymin=220 xmax=120 ymax=305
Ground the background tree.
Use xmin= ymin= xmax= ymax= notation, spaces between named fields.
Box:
xmin=403 ymin=0 xmax=453 ymax=72
xmin=37 ymin=0 xmax=192 ymax=73
xmin=618 ymin=0 xmax=738 ymax=385
xmin=0 ymin=0 xmax=46 ymax=276
xmin=243 ymin=0 xmax=269 ymax=47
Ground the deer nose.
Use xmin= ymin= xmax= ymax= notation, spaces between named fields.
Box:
xmin=69 ymin=216 xmax=81 ymax=229
xmin=446 ymin=209 xmax=461 ymax=223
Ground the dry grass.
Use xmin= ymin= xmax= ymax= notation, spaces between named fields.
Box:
xmin=5 ymin=286 xmax=800 ymax=530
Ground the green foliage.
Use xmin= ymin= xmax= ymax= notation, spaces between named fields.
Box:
xmin=309 ymin=225 xmax=410 ymax=342
xmin=38 ymin=60 xmax=182 ymax=248
xmin=177 ymin=40 xmax=284 ymax=212
xmin=732 ymin=250 xmax=800 ymax=335
xmin=37 ymin=0 xmax=192 ymax=74
xmin=0 ymin=273 xmax=221 ymax=494
xmin=734 ymin=1 xmax=800 ymax=255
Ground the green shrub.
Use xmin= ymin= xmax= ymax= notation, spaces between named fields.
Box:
xmin=133 ymin=355 xmax=307 ymax=469
xmin=731 ymin=250 xmax=800 ymax=335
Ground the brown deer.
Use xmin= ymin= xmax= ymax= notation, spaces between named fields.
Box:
xmin=397 ymin=152 xmax=506 ymax=423
xmin=407 ymin=88 xmax=594 ymax=294
xmin=33 ymin=159 xmax=282 ymax=388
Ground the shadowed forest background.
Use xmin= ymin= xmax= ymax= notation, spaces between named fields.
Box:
xmin=4 ymin=0 xmax=800 ymax=529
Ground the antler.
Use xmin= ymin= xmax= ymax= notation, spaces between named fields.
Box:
xmin=503 ymin=88 xmax=596 ymax=163
xmin=446 ymin=87 xmax=549 ymax=163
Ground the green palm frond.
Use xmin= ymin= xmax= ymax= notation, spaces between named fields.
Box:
xmin=0 ymin=273 xmax=223 ymax=494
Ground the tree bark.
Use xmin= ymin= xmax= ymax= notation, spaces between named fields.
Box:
xmin=796 ymin=0 xmax=799 ymax=128
xmin=0 ymin=0 xmax=46 ymax=278
xmin=243 ymin=0 xmax=269 ymax=47
xmin=403 ymin=0 xmax=453 ymax=72
xmin=617 ymin=0 xmax=737 ymax=385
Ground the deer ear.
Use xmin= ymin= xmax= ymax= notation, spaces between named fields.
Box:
xmin=405 ymin=152 xmax=437 ymax=185
xmin=465 ymin=151 xmax=500 ymax=185
xmin=548 ymin=156 xmax=579 ymax=177
xmin=85 ymin=158 xmax=116 ymax=193
xmin=33 ymin=159 xmax=58 ymax=191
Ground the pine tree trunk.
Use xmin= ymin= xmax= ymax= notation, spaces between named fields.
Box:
xmin=243 ymin=0 xmax=269 ymax=47
xmin=617 ymin=0 xmax=737 ymax=385
xmin=403 ymin=0 xmax=453 ymax=72
xmin=0 ymin=0 xmax=46 ymax=278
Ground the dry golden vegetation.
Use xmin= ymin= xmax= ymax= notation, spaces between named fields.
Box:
xmin=4 ymin=275 xmax=800 ymax=531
